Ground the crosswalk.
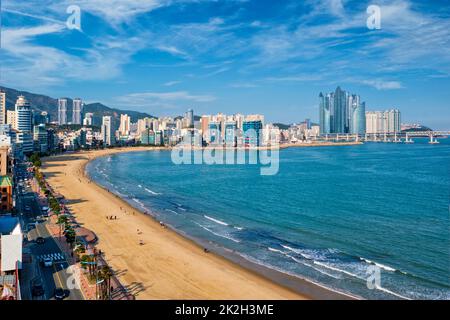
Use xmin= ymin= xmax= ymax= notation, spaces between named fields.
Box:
xmin=36 ymin=253 xmax=65 ymax=262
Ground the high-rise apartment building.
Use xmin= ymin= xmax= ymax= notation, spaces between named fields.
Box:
xmin=243 ymin=120 xmax=263 ymax=147
xmin=15 ymin=96 xmax=33 ymax=154
xmin=365 ymin=110 xmax=401 ymax=134
xmin=83 ymin=112 xmax=94 ymax=126
xmin=119 ymin=114 xmax=131 ymax=136
xmin=319 ymin=87 xmax=366 ymax=134
xmin=209 ymin=121 xmax=222 ymax=144
xmin=185 ymin=109 xmax=194 ymax=128
xmin=6 ymin=111 xmax=16 ymax=129
xmin=58 ymin=98 xmax=68 ymax=125
xmin=0 ymin=92 xmax=6 ymax=125
xmin=101 ymin=116 xmax=113 ymax=146
xmin=72 ymin=98 xmax=83 ymax=125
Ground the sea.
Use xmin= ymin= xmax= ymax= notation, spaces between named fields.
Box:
xmin=86 ymin=138 xmax=450 ymax=300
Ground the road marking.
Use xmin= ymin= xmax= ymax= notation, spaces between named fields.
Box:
xmin=53 ymin=264 xmax=65 ymax=289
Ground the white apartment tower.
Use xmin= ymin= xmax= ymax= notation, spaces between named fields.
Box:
xmin=72 ymin=98 xmax=83 ymax=125
xmin=58 ymin=98 xmax=68 ymax=125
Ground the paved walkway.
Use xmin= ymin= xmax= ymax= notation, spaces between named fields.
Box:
xmin=35 ymin=173 xmax=133 ymax=300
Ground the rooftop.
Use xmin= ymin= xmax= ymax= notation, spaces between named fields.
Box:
xmin=0 ymin=176 xmax=12 ymax=187
xmin=0 ymin=217 xmax=20 ymax=235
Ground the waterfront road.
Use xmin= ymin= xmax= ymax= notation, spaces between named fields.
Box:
xmin=16 ymin=164 xmax=84 ymax=300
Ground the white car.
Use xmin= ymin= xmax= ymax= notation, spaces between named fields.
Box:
xmin=43 ymin=257 xmax=53 ymax=267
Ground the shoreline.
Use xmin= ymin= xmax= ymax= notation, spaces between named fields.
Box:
xmin=42 ymin=146 xmax=356 ymax=300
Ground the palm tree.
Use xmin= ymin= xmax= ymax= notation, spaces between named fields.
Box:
xmin=80 ymin=254 xmax=96 ymax=277
xmin=56 ymin=215 xmax=68 ymax=237
xmin=98 ymin=265 xmax=113 ymax=300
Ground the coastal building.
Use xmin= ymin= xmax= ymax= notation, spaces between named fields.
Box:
xmin=119 ymin=114 xmax=131 ymax=136
xmin=0 ymin=176 xmax=13 ymax=212
xmin=0 ymin=147 xmax=9 ymax=176
xmin=72 ymin=98 xmax=83 ymax=125
xmin=33 ymin=124 xmax=48 ymax=153
xmin=365 ymin=110 xmax=401 ymax=134
xmin=0 ymin=92 xmax=6 ymax=125
xmin=319 ymin=87 xmax=366 ymax=135
xmin=33 ymin=111 xmax=49 ymax=125
xmin=0 ymin=216 xmax=22 ymax=273
xmin=15 ymin=96 xmax=33 ymax=154
xmin=58 ymin=98 xmax=68 ymax=125
xmin=101 ymin=116 xmax=113 ymax=146
xmin=208 ymin=121 xmax=222 ymax=145
xmin=83 ymin=112 xmax=94 ymax=126
xmin=200 ymin=116 xmax=211 ymax=142
xmin=224 ymin=121 xmax=237 ymax=147
xmin=6 ymin=111 xmax=16 ymax=129
xmin=184 ymin=109 xmax=194 ymax=128
xmin=243 ymin=120 xmax=263 ymax=147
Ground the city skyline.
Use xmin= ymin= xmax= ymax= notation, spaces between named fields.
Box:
xmin=1 ymin=1 xmax=449 ymax=129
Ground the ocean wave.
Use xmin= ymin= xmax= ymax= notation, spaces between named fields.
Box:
xmin=132 ymin=198 xmax=146 ymax=209
xmin=165 ymin=209 xmax=179 ymax=215
xmin=360 ymin=257 xmax=397 ymax=272
xmin=374 ymin=285 xmax=412 ymax=300
xmin=195 ymin=222 xmax=240 ymax=243
xmin=144 ymin=188 xmax=160 ymax=195
xmin=290 ymin=257 xmax=341 ymax=280
xmin=138 ymin=184 xmax=142 ymax=188
xmin=204 ymin=215 xmax=229 ymax=226
xmin=268 ymin=247 xmax=285 ymax=255
xmin=234 ymin=252 xmax=357 ymax=298
xmin=313 ymin=261 xmax=366 ymax=281
xmin=281 ymin=245 xmax=314 ymax=260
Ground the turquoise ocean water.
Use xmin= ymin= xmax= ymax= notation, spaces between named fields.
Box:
xmin=87 ymin=138 xmax=450 ymax=299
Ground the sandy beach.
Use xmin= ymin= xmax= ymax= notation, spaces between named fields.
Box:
xmin=40 ymin=147 xmax=309 ymax=299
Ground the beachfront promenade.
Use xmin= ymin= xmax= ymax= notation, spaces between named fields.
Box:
xmin=31 ymin=167 xmax=134 ymax=300
xmin=39 ymin=147 xmax=307 ymax=299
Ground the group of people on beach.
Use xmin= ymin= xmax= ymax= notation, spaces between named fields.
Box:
xmin=107 ymin=215 xmax=118 ymax=220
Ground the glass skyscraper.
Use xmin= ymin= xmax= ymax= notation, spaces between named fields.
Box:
xmin=319 ymin=87 xmax=366 ymax=135
xmin=243 ymin=120 xmax=263 ymax=147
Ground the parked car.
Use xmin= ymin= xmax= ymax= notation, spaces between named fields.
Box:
xmin=54 ymin=288 xmax=66 ymax=300
xmin=43 ymin=257 xmax=53 ymax=267
xmin=32 ymin=281 xmax=45 ymax=297
xmin=36 ymin=237 xmax=45 ymax=244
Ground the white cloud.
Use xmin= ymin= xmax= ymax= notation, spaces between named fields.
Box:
xmin=163 ymin=81 xmax=182 ymax=86
xmin=362 ymin=80 xmax=404 ymax=90
xmin=0 ymin=23 xmax=144 ymax=89
xmin=117 ymin=91 xmax=216 ymax=105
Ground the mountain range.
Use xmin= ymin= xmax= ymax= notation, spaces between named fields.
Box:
xmin=0 ymin=86 xmax=154 ymax=127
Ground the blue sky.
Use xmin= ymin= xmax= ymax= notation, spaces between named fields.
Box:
xmin=1 ymin=0 xmax=449 ymax=129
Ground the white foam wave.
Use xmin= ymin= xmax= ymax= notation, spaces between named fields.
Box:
xmin=374 ymin=285 xmax=411 ymax=300
xmin=281 ymin=245 xmax=313 ymax=260
xmin=144 ymin=188 xmax=160 ymax=195
xmin=290 ymin=257 xmax=341 ymax=279
xmin=204 ymin=215 xmax=229 ymax=226
xmin=313 ymin=261 xmax=365 ymax=281
xmin=195 ymin=223 xmax=240 ymax=243
xmin=165 ymin=209 xmax=179 ymax=215
xmin=268 ymin=247 xmax=285 ymax=255
xmin=360 ymin=258 xmax=396 ymax=272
